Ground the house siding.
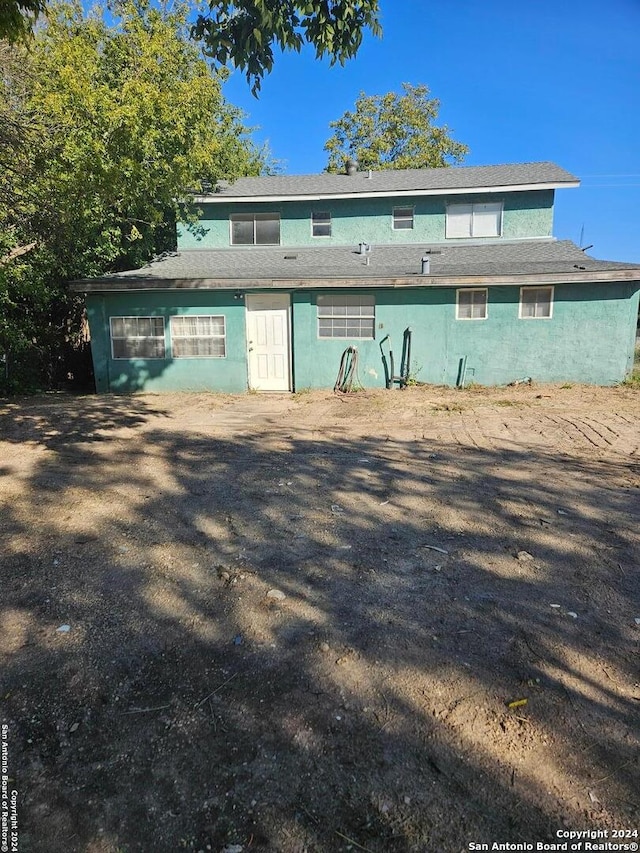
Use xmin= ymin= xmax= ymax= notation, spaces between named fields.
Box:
xmin=87 ymin=281 xmax=639 ymax=393
xmin=177 ymin=190 xmax=554 ymax=250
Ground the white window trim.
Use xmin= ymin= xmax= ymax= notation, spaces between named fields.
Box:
xmin=170 ymin=315 xmax=226 ymax=358
xmin=392 ymin=206 xmax=415 ymax=230
xmin=519 ymin=285 xmax=554 ymax=320
xmin=456 ymin=288 xmax=488 ymax=320
xmin=446 ymin=201 xmax=504 ymax=239
xmin=110 ymin=316 xmax=165 ymax=360
xmin=311 ymin=210 xmax=332 ymax=238
xmin=316 ymin=294 xmax=376 ymax=340
xmin=229 ymin=212 xmax=281 ymax=245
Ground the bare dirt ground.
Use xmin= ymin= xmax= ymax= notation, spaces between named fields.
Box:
xmin=0 ymin=383 xmax=639 ymax=853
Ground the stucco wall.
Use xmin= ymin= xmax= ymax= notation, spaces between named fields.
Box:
xmin=86 ymin=291 xmax=248 ymax=393
xmin=86 ymin=281 xmax=639 ymax=392
xmin=177 ymin=191 xmax=555 ymax=250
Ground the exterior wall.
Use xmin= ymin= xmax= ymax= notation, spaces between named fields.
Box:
xmin=86 ymin=291 xmax=248 ymax=393
xmin=86 ymin=281 xmax=639 ymax=393
xmin=177 ymin=190 xmax=554 ymax=250
xmin=292 ymin=282 xmax=639 ymax=388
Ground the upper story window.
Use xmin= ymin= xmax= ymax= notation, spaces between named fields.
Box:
xmin=230 ymin=213 xmax=280 ymax=245
xmin=446 ymin=201 xmax=503 ymax=238
xmin=456 ymin=288 xmax=488 ymax=320
xmin=520 ymin=286 xmax=554 ymax=319
xmin=312 ymin=211 xmax=331 ymax=237
xmin=110 ymin=316 xmax=165 ymax=359
xmin=393 ymin=207 xmax=414 ymax=230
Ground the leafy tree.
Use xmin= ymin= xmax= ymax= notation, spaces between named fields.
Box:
xmin=0 ymin=0 xmax=46 ymax=42
xmin=0 ymin=0 xmax=265 ymax=392
xmin=192 ymin=0 xmax=381 ymax=94
xmin=324 ymin=83 xmax=469 ymax=173
xmin=2 ymin=0 xmax=382 ymax=92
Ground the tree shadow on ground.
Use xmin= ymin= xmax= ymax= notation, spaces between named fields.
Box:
xmin=0 ymin=393 xmax=638 ymax=852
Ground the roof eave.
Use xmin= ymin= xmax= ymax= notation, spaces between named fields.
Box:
xmin=192 ymin=181 xmax=580 ymax=205
xmin=71 ymin=267 xmax=640 ymax=293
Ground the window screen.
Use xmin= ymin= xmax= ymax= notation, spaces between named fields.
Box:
xmin=317 ymin=294 xmax=375 ymax=339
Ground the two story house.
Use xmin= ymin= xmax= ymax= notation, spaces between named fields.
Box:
xmin=74 ymin=162 xmax=640 ymax=392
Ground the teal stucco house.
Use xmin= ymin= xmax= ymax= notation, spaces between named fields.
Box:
xmin=74 ymin=162 xmax=640 ymax=392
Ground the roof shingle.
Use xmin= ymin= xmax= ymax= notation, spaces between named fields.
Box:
xmin=201 ymin=162 xmax=579 ymax=200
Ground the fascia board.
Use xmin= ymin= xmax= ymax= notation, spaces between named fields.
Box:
xmin=71 ymin=268 xmax=639 ymax=292
xmin=192 ymin=181 xmax=580 ymax=204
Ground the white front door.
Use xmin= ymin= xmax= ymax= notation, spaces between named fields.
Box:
xmin=245 ymin=294 xmax=291 ymax=391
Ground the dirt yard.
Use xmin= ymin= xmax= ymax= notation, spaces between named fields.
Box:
xmin=0 ymin=383 xmax=638 ymax=853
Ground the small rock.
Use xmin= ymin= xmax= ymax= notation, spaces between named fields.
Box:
xmin=331 ymin=504 xmax=345 ymax=514
xmin=566 ymin=612 xmax=578 ymax=619
xmin=69 ymin=722 xmax=80 ymax=733
xmin=557 ymin=509 xmax=568 ymax=516
xmin=516 ymin=551 xmax=535 ymax=562
xmin=266 ymin=589 xmax=286 ymax=601
xmin=319 ymin=642 xmax=330 ymax=653
xmin=56 ymin=624 xmax=71 ymax=633
xmin=634 ymin=618 xmax=640 ymax=626
xmin=550 ymin=604 xmax=561 ymax=608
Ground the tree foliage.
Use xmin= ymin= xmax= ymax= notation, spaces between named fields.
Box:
xmin=324 ymin=83 xmax=469 ymax=173
xmin=0 ymin=0 xmax=265 ymax=392
xmin=0 ymin=0 xmax=46 ymax=43
xmin=192 ymin=0 xmax=381 ymax=94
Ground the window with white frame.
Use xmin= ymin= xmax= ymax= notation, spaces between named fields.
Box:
xmin=170 ymin=315 xmax=226 ymax=357
xmin=317 ymin=294 xmax=375 ymax=339
xmin=230 ymin=213 xmax=280 ymax=245
xmin=312 ymin=211 xmax=331 ymax=237
xmin=456 ymin=288 xmax=488 ymax=320
xmin=446 ymin=201 xmax=503 ymax=238
xmin=519 ymin=286 xmax=553 ymax=319
xmin=110 ymin=316 xmax=165 ymax=359
xmin=393 ymin=207 xmax=414 ymax=230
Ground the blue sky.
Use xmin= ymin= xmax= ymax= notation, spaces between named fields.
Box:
xmin=221 ymin=0 xmax=640 ymax=262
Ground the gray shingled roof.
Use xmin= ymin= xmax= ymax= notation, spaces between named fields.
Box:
xmin=73 ymin=240 xmax=640 ymax=291
xmin=202 ymin=162 xmax=579 ymax=199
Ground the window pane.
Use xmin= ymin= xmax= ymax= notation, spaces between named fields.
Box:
xmin=231 ymin=217 xmax=253 ymax=244
xmin=457 ymin=292 xmax=472 ymax=319
xmin=170 ymin=315 xmax=226 ymax=357
xmin=393 ymin=207 xmax=414 ymax=229
xmin=457 ymin=290 xmax=487 ymax=319
xmin=446 ymin=204 xmax=472 ymax=238
xmin=472 ymin=202 xmax=502 ymax=237
xmin=255 ymin=214 xmax=280 ymax=244
xmin=110 ymin=317 xmax=124 ymax=337
xmin=312 ymin=211 xmax=331 ymax=237
xmin=521 ymin=288 xmax=552 ymax=318
xmin=317 ymin=296 xmax=375 ymax=338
